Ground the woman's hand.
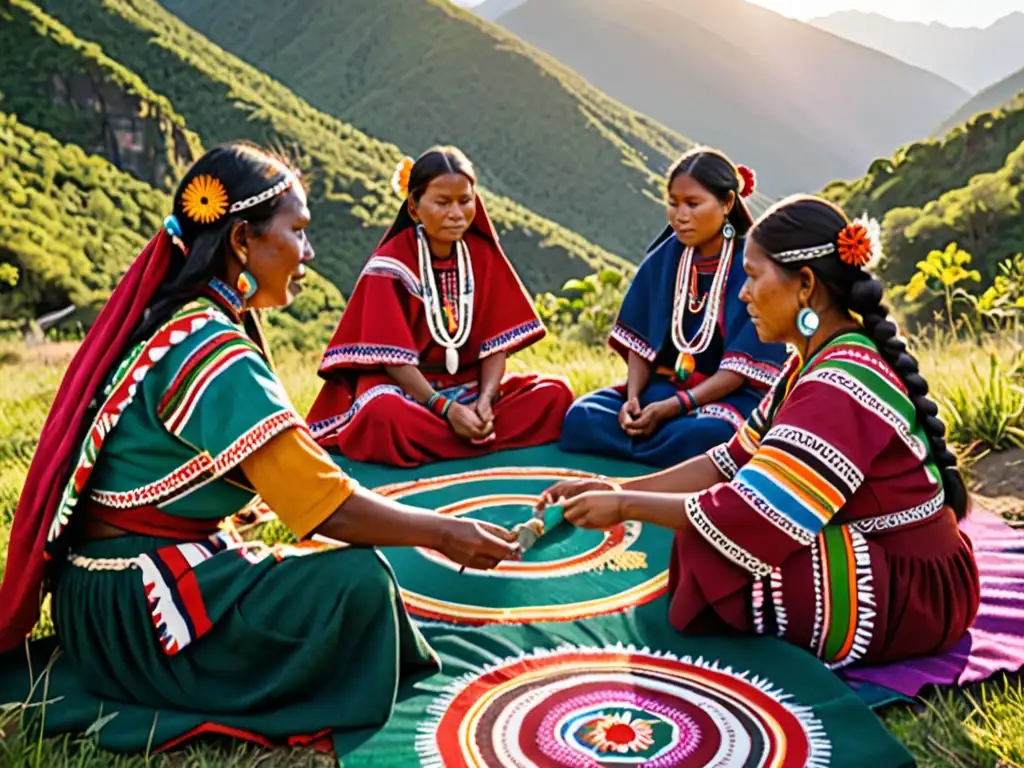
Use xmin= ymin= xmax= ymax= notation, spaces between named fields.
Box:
xmin=562 ymin=491 xmax=626 ymax=530
xmin=537 ymin=477 xmax=620 ymax=510
xmin=624 ymin=397 xmax=682 ymax=438
xmin=447 ymin=402 xmax=491 ymax=442
xmin=618 ymin=396 xmax=642 ymax=431
xmin=471 ymin=397 xmax=496 ymax=444
xmin=437 ymin=517 xmax=521 ymax=570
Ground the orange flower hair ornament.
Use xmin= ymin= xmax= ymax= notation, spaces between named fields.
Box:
xmin=736 ymin=165 xmax=756 ymax=198
xmin=181 ymin=174 xmax=229 ymax=225
xmin=391 ymin=156 xmax=414 ymax=198
xmin=838 ymin=214 xmax=882 ymax=270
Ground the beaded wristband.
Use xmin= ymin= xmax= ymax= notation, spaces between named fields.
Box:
xmin=427 ymin=393 xmax=450 ymax=418
xmin=675 ymin=389 xmax=697 ymax=414
xmin=441 ymin=398 xmax=455 ymax=421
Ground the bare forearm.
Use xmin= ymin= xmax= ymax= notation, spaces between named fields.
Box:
xmin=626 ymin=351 xmax=652 ymax=400
xmin=314 ymin=487 xmax=446 ymax=547
xmin=620 ymin=491 xmax=695 ymax=531
xmin=479 ymin=352 xmax=505 ymax=401
xmin=622 ymin=454 xmax=724 ymax=493
xmin=685 ymin=370 xmax=744 ymax=408
xmin=384 ymin=364 xmax=435 ymax=404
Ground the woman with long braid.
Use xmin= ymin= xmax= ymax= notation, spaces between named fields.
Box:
xmin=540 ymin=195 xmax=981 ymax=668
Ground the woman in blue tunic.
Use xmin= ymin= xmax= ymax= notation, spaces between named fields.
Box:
xmin=559 ymin=148 xmax=788 ymax=467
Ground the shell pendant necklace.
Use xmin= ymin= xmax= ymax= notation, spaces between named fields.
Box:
xmin=418 ymin=224 xmax=474 ymax=375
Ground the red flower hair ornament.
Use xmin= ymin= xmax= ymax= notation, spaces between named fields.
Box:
xmin=838 ymin=214 xmax=882 ymax=270
xmin=737 ymin=165 xmax=756 ymax=198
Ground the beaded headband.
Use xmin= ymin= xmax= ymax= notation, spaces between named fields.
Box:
xmin=771 ymin=214 xmax=882 ymax=271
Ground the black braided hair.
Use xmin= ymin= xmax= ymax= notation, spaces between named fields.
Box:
xmin=749 ymin=195 xmax=969 ymax=520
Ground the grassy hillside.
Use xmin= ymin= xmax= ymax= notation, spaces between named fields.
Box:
xmin=156 ymin=0 xmax=714 ymax=258
xmin=938 ymin=68 xmax=1024 ymax=136
xmin=0 ymin=111 xmax=344 ymax=350
xmin=0 ymin=0 xmax=201 ymax=189
xmin=32 ymin=0 xmax=632 ymax=297
xmin=487 ymin=0 xmax=967 ymax=198
xmin=822 ymin=97 xmax=1024 ymax=288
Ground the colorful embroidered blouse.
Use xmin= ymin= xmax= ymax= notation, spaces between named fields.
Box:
xmin=695 ymin=331 xmax=946 ymax=578
xmin=45 ymin=286 xmax=355 ymax=552
xmin=609 ymin=235 xmax=788 ymax=391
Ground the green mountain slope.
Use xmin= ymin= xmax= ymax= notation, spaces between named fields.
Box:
xmin=937 ymin=68 xmax=1024 ymax=136
xmin=483 ymin=0 xmax=967 ymax=198
xmin=0 ymin=110 xmax=344 ymax=350
xmin=822 ymin=103 xmax=1024 ymax=288
xmin=154 ymin=0 xmax=747 ymax=256
xmin=33 ymin=0 xmax=632 ymax=296
xmin=0 ymin=0 xmax=201 ymax=190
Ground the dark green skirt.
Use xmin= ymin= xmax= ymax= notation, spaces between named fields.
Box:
xmin=50 ymin=534 xmax=438 ymax=743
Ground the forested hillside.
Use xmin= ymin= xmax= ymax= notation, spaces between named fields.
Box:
xmin=0 ymin=111 xmax=345 ymax=349
xmin=23 ymin=0 xmax=632 ymax=300
xmin=938 ymin=69 xmax=1024 ymax=136
xmin=823 ymin=100 xmax=1024 ymax=288
xmin=0 ymin=0 xmax=201 ymax=189
xmin=484 ymin=0 xmax=967 ymax=197
xmin=156 ymin=0 xmax=756 ymax=257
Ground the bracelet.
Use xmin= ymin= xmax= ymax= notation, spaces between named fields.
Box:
xmin=441 ymin=398 xmax=455 ymax=421
xmin=675 ymin=389 xmax=697 ymax=414
xmin=427 ymin=393 xmax=449 ymax=418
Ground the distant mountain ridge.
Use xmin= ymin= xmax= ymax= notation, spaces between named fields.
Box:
xmin=810 ymin=10 xmax=1024 ymax=94
xmin=936 ymin=68 xmax=1024 ymax=136
xmin=158 ymin=0 xmax=727 ymax=261
xmin=482 ymin=0 xmax=967 ymax=197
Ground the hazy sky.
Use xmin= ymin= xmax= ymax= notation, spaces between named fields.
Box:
xmin=746 ymin=0 xmax=1024 ymax=27
xmin=453 ymin=0 xmax=1024 ymax=28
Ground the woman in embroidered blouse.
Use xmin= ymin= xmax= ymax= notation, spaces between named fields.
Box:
xmin=0 ymin=143 xmax=520 ymax=748
xmin=306 ymin=146 xmax=574 ymax=467
xmin=558 ymin=147 xmax=788 ymax=468
xmin=540 ymin=195 xmax=981 ymax=668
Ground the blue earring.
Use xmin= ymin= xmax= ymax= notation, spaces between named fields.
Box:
xmin=236 ymin=270 xmax=258 ymax=300
xmin=796 ymin=307 xmax=819 ymax=338
xmin=722 ymin=221 xmax=736 ymax=239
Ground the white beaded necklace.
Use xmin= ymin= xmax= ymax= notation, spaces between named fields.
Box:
xmin=671 ymin=236 xmax=734 ymax=356
xmin=417 ymin=224 xmax=474 ymax=375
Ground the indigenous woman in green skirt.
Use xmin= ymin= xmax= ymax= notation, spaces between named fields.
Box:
xmin=0 ymin=143 xmax=520 ymax=745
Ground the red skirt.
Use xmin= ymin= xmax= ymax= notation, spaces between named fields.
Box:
xmin=308 ymin=371 xmax=573 ymax=467
xmin=668 ymin=508 xmax=981 ymax=669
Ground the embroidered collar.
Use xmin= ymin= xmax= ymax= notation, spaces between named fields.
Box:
xmin=205 ymin=277 xmax=244 ymax=320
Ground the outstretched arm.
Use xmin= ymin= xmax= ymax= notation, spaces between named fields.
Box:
xmin=622 ymin=454 xmax=725 ymax=494
xmin=241 ymin=428 xmax=518 ymax=569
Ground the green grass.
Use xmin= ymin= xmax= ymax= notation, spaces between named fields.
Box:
xmin=1 ymin=332 xmax=1023 ymax=767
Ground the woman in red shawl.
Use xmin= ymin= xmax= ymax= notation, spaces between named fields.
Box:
xmin=307 ymin=146 xmax=574 ymax=467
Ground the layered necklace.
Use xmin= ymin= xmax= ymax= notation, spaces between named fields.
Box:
xmin=670 ymin=236 xmax=733 ymax=380
xmin=417 ymin=224 xmax=474 ymax=375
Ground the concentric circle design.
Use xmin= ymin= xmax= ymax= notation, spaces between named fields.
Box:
xmin=414 ymin=495 xmax=639 ymax=578
xmin=373 ymin=468 xmax=670 ymax=624
xmin=419 ymin=646 xmax=830 ymax=768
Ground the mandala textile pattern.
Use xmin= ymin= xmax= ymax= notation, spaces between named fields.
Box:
xmin=416 ymin=644 xmax=831 ymax=768
xmin=372 ymin=465 xmax=670 ymax=624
